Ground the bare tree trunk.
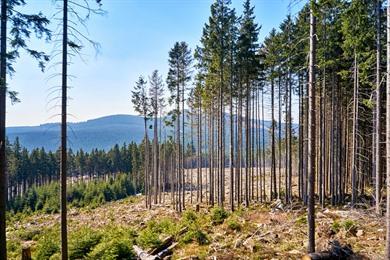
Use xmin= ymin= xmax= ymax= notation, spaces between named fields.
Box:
xmin=182 ymin=84 xmax=185 ymax=210
xmin=299 ymin=74 xmax=303 ymax=200
xmin=153 ymin=93 xmax=159 ymax=205
xmin=288 ymin=69 xmax=293 ymax=203
xmin=0 ymin=0 xmax=7 ymax=258
xmin=271 ymin=76 xmax=276 ymax=200
xmin=61 ymin=0 xmax=69 ymax=258
xmin=351 ymin=53 xmax=358 ymax=207
xmin=385 ymin=0 xmax=390 ymax=257
xmin=308 ymin=2 xmax=316 ymax=253
xmin=237 ymin=92 xmax=243 ymax=205
xmin=176 ymin=82 xmax=182 ymax=212
xmin=197 ymin=100 xmax=201 ymax=203
xmin=261 ymin=88 xmax=266 ymax=201
xmin=278 ymin=74 xmax=282 ymax=200
xmin=375 ymin=0 xmax=382 ymax=215
xmin=190 ymin=112 xmax=194 ymax=204
xmin=245 ymin=79 xmax=250 ymax=206
xmin=230 ymin=74 xmax=234 ymax=211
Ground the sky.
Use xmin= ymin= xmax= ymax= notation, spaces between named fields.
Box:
xmin=7 ymin=0 xmax=304 ymax=127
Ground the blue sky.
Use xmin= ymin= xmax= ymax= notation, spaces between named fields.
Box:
xmin=7 ymin=0 xmax=304 ymax=126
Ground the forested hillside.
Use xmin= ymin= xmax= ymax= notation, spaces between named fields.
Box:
xmin=7 ymin=114 xmax=277 ymax=151
xmin=3 ymin=0 xmax=390 ymax=259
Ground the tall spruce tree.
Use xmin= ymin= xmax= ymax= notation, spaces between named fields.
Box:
xmin=0 ymin=1 xmax=50 ymax=257
xmin=132 ymin=76 xmax=151 ymax=208
xmin=237 ymin=0 xmax=260 ymax=206
xmin=167 ymin=41 xmax=192 ymax=212
xmin=149 ymin=70 xmax=164 ymax=204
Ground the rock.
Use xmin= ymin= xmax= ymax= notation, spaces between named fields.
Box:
xmin=356 ymin=230 xmax=364 ymax=237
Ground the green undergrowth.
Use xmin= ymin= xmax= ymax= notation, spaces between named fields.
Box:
xmin=8 ymin=224 xmax=137 ymax=260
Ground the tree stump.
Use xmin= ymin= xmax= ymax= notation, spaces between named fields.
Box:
xmin=21 ymin=247 xmax=31 ymax=260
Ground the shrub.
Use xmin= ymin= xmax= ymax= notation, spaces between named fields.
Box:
xmin=226 ymin=217 xmax=241 ymax=231
xmin=35 ymin=235 xmax=60 ymax=260
xmin=331 ymin=220 xmax=341 ymax=233
xmin=136 ymin=227 xmax=161 ymax=249
xmin=181 ymin=228 xmax=209 ymax=245
xmin=6 ymin=238 xmax=21 ymax=259
xmin=16 ymin=227 xmax=41 ymax=241
xmin=136 ymin=218 xmax=177 ymax=249
xmin=182 ymin=210 xmax=198 ymax=225
xmin=69 ymin=228 xmax=102 ymax=259
xmin=211 ymin=207 xmax=229 ymax=225
xmin=87 ymin=238 xmax=135 ymax=260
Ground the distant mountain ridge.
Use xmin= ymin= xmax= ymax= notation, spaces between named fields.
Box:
xmin=7 ymin=114 xmax=286 ymax=151
xmin=7 ymin=115 xmax=148 ymax=151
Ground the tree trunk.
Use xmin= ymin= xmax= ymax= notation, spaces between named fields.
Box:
xmin=375 ymin=0 xmax=382 ymax=215
xmin=61 ymin=0 xmax=69 ymax=258
xmin=153 ymin=93 xmax=159 ymax=205
xmin=230 ymin=72 xmax=234 ymax=211
xmin=308 ymin=1 xmax=317 ymax=253
xmin=351 ymin=53 xmax=358 ymax=207
xmin=271 ymin=76 xmax=276 ymax=200
xmin=385 ymin=0 xmax=390 ymax=257
xmin=0 ymin=0 xmax=6 ymax=258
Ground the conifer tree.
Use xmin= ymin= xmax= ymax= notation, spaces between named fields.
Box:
xmin=149 ymin=70 xmax=164 ymax=204
xmin=308 ymin=0 xmax=317 ymax=253
xmin=237 ymin=0 xmax=260 ymax=206
xmin=167 ymin=41 xmax=192 ymax=212
xmin=0 ymin=1 xmax=50 ymax=257
xmin=132 ymin=76 xmax=151 ymax=207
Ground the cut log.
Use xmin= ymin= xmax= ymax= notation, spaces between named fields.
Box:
xmin=148 ymin=236 xmax=174 ymax=255
xmin=156 ymin=242 xmax=178 ymax=258
xmin=133 ymin=245 xmax=157 ymax=260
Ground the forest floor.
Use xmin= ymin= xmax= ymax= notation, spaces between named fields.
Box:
xmin=6 ymin=170 xmax=387 ymax=259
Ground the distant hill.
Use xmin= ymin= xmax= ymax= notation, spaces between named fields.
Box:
xmin=7 ymin=114 xmax=293 ymax=151
xmin=7 ymin=115 xmax=148 ymax=151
